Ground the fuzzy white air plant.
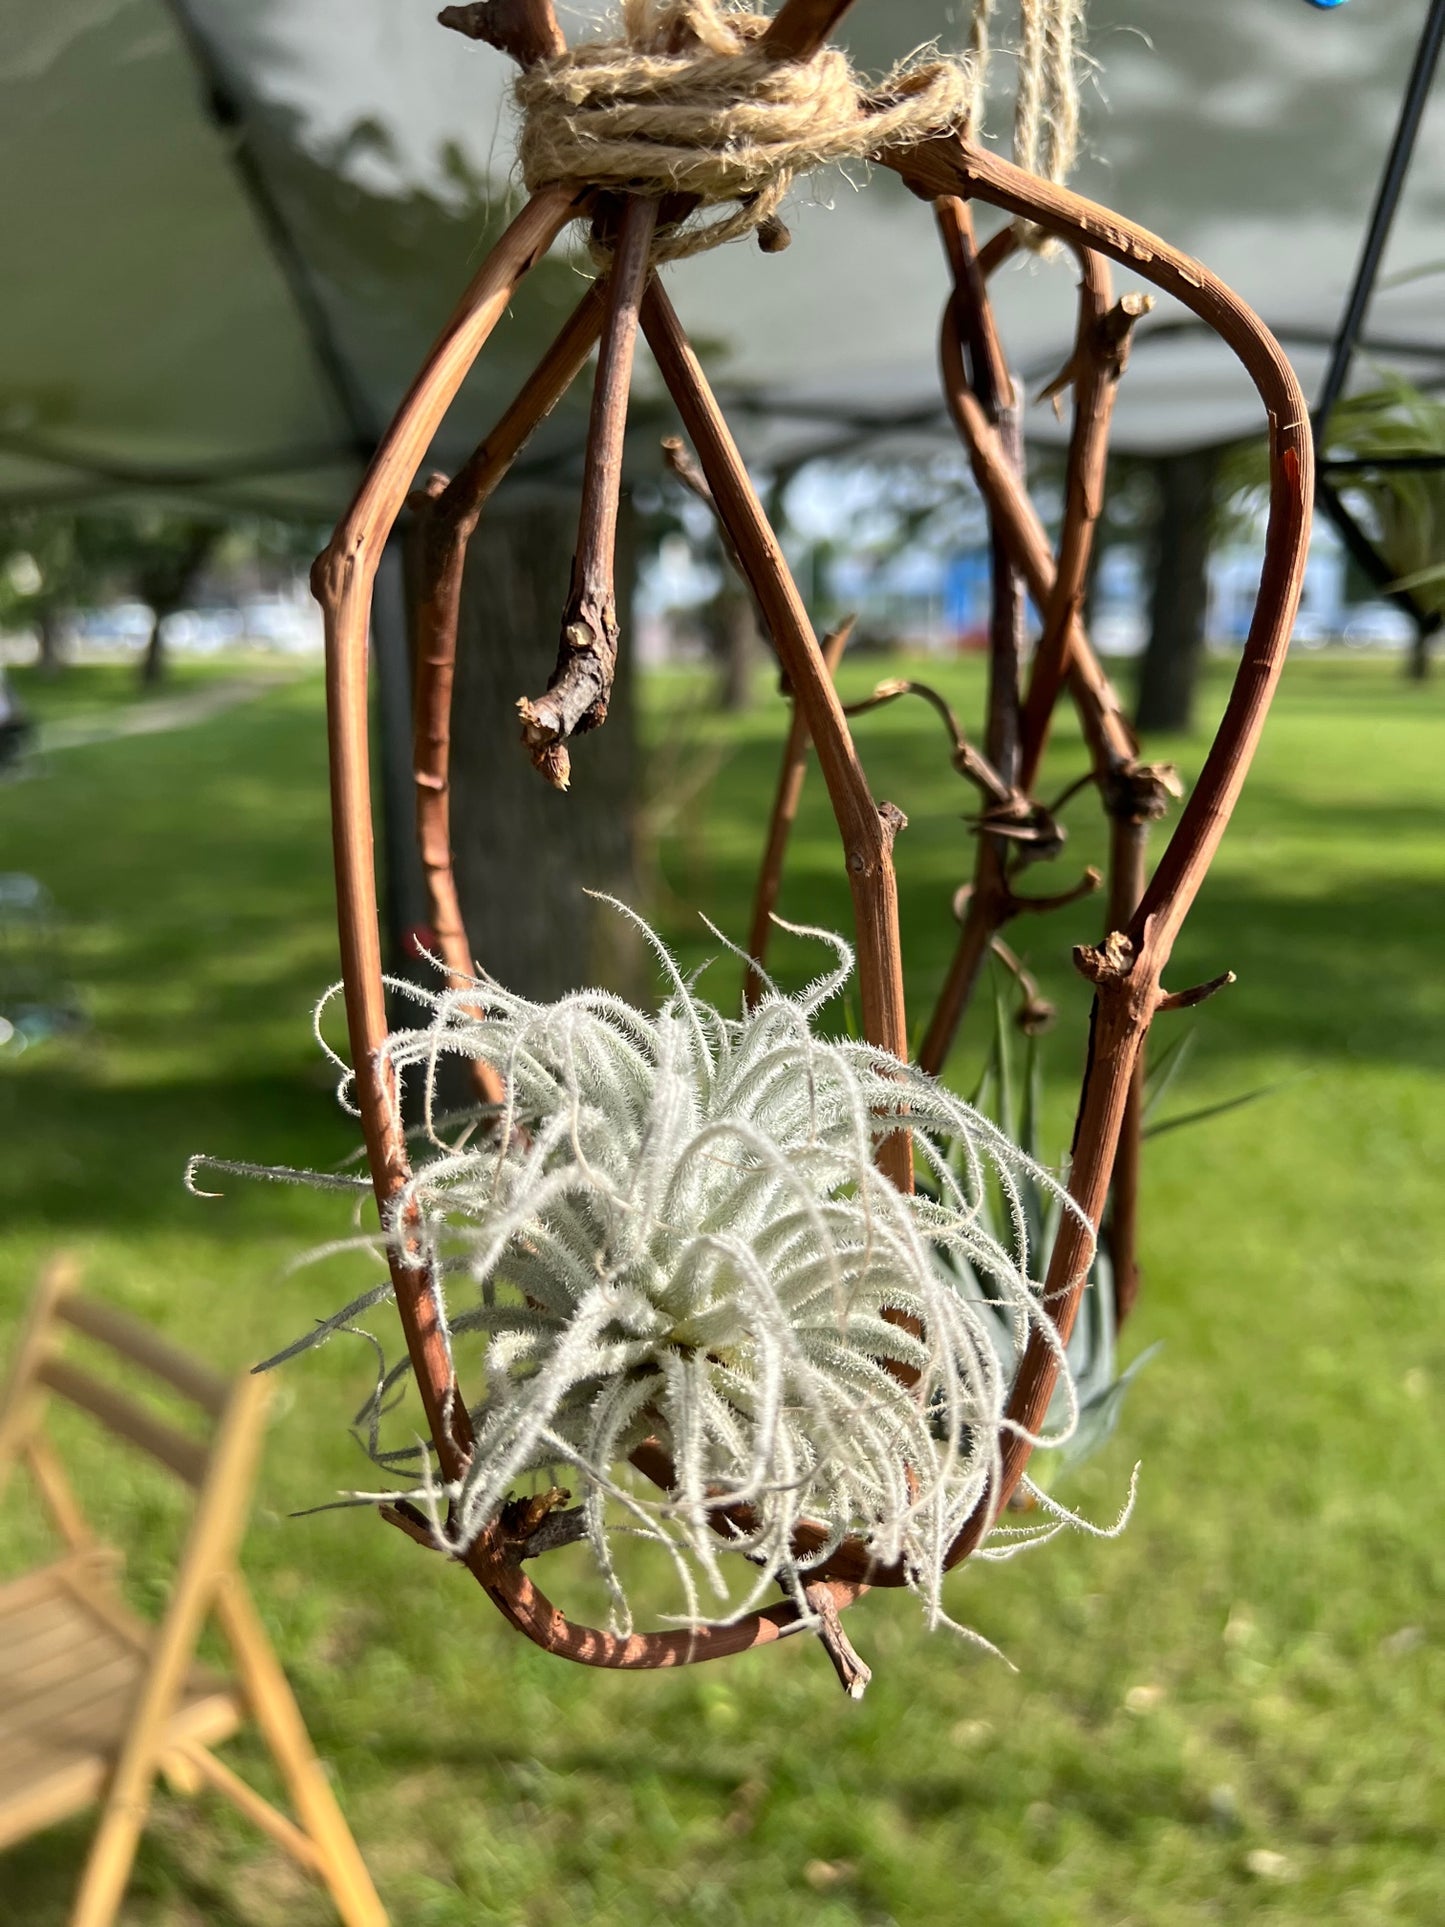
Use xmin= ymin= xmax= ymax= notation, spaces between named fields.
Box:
xmin=199 ymin=905 xmax=1125 ymax=1643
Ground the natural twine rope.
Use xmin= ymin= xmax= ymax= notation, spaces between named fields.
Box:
xmin=516 ymin=0 xmax=1087 ymax=263
xmin=1012 ymin=0 xmax=1085 ymax=237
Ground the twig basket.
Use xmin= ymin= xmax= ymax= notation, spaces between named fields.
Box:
xmin=304 ymin=0 xmax=1311 ymax=1686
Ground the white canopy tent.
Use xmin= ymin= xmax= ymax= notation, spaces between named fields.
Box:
xmin=3 ymin=0 xmax=1444 ymax=520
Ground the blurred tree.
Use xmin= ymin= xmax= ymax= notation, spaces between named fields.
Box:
xmin=702 ymin=578 xmax=761 ymax=711
xmin=633 ymin=457 xmax=767 ymax=714
xmin=445 ymin=494 xmax=642 ymax=1002
xmin=0 ymin=506 xmax=228 ymax=684
xmin=1134 ymin=445 xmax=1221 ymax=734
xmin=131 ymin=514 xmax=222 ymax=687
xmin=0 ymin=510 xmax=125 ymax=679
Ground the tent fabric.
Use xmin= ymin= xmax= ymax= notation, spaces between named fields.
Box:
xmin=3 ymin=0 xmax=1443 ymax=516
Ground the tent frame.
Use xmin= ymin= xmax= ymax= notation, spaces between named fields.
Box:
xmin=1311 ymin=0 xmax=1445 ymax=664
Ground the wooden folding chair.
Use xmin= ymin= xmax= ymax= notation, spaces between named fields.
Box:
xmin=0 ymin=1254 xmax=387 ymax=1926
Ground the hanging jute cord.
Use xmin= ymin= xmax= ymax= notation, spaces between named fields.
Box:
xmin=516 ymin=0 xmax=1086 ymax=262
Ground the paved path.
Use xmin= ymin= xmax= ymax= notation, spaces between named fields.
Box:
xmin=36 ymin=675 xmax=291 ymax=754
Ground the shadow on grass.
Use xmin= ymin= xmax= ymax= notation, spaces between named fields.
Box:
xmin=0 ymin=1814 xmax=280 ymax=1927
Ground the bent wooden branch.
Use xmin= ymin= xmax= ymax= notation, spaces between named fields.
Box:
xmin=312 ymin=184 xmax=582 ymax=1481
xmin=895 ymin=135 xmax=1312 ymax=1562
xmin=640 ymin=276 xmax=914 ymax=1195
xmin=317 ymin=191 xmax=866 ymax=1681
xmin=745 ymin=618 xmax=853 ymax=1008
xmin=409 ymin=279 xmax=609 ymax=1108
xmin=950 ymin=219 xmax=1163 ymax=1309
xmin=802 ymin=140 xmax=1310 ymax=1591
xmin=519 ymin=198 xmax=657 ymax=787
xmin=918 ymin=201 xmax=1056 ymax=1077
xmin=919 ymin=203 xmax=1161 ymax=1081
xmin=1104 ymin=810 xmax=1149 ymax=1322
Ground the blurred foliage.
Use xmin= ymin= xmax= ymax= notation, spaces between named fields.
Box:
xmin=0 ymin=507 xmax=320 ymax=676
xmin=1220 ymin=372 xmax=1445 ymax=614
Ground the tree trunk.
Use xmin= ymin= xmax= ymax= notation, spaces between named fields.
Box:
xmin=136 ymin=524 xmax=215 ymax=689
xmin=1134 ymin=446 xmax=1218 ymax=734
xmin=140 ymin=610 xmax=168 ymax=688
xmin=448 ymin=496 xmax=641 ymax=1003
xmin=1407 ymin=616 xmax=1440 ymax=682
xmin=1081 ymin=518 xmax=1107 ymax=633
xmin=36 ymin=612 xmax=65 ymax=680
xmin=712 ymin=582 xmax=757 ymax=712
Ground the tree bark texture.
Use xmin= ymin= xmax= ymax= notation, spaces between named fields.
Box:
xmin=1135 ymin=446 xmax=1219 ymax=735
xmin=448 ymin=494 xmax=640 ymax=1002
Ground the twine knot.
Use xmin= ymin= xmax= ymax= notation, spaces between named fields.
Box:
xmin=516 ymin=0 xmax=979 ymax=262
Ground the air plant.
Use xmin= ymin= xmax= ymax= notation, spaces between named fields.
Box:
xmin=238 ymin=908 xmax=1111 ymax=1641
xmin=936 ymin=983 xmax=1288 ymax=1491
xmin=930 ymin=987 xmax=1160 ymax=1487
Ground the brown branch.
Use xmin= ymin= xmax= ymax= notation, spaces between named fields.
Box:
xmin=935 ymin=197 xmax=1014 ymax=419
xmin=313 ymin=184 xmax=582 ymax=1486
xmin=464 ymin=1538 xmax=867 ymax=1682
xmin=1010 ymin=866 xmax=1102 ymax=913
xmin=519 ymin=197 xmax=657 ymax=788
xmin=988 ymin=934 xmax=1056 ymax=1035
xmin=1157 ymin=969 xmax=1236 ymax=1014
xmin=939 ymin=210 xmax=1145 ymax=795
xmin=745 ymin=618 xmax=853 ymax=1008
xmin=409 ymin=279 xmax=608 ymax=1110
xmin=916 ymin=201 xmax=1028 ymax=1077
xmin=661 ymin=433 xmax=714 ymax=513
xmin=760 ymin=0 xmax=861 ymax=60
xmin=1001 ymin=207 xmax=1151 ymax=788
xmin=438 ymin=0 xmax=565 ymax=66
xmin=917 ymin=898 xmax=1000 ymax=1077
xmin=917 ymin=849 xmax=1096 ymax=1075
xmin=804 ymin=1579 xmax=872 ymax=1698
xmin=1102 ymin=812 xmax=1148 ymax=1324
xmin=661 ymin=432 xmax=776 ymax=650
xmin=938 ymin=315 xmax=1136 ymax=782
xmin=1021 ymin=300 xmax=1152 ymax=783
xmin=641 ymin=276 xmax=913 ymax=1193
xmin=889 ymin=135 xmax=1312 ymax=1558
xmin=842 ymin=678 xmax=1014 ymax=809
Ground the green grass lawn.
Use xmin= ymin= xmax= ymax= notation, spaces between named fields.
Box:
xmin=1 ymin=651 xmax=1441 ymax=1925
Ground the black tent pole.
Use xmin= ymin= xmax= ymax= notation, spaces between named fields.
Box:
xmin=161 ymin=0 xmax=375 ymax=462
xmin=1311 ymin=0 xmax=1445 ymax=667
xmin=1313 ymin=0 xmax=1445 ymax=443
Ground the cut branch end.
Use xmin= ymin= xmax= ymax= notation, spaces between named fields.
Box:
xmin=1157 ymin=969 xmax=1236 ymax=1014
xmin=438 ymin=1 xmax=566 ymax=68
xmin=804 ymin=1581 xmax=873 ymax=1698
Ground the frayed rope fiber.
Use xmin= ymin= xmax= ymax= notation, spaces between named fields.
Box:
xmin=203 ymin=906 xmax=1130 ymax=1643
xmin=515 ymin=0 xmax=1087 ymax=261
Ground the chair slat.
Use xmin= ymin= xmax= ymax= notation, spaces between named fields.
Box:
xmin=54 ymin=1295 xmax=229 ymax=1416
xmin=2 ymin=1261 xmax=385 ymax=1923
xmin=35 ymin=1358 xmax=210 ymax=1486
